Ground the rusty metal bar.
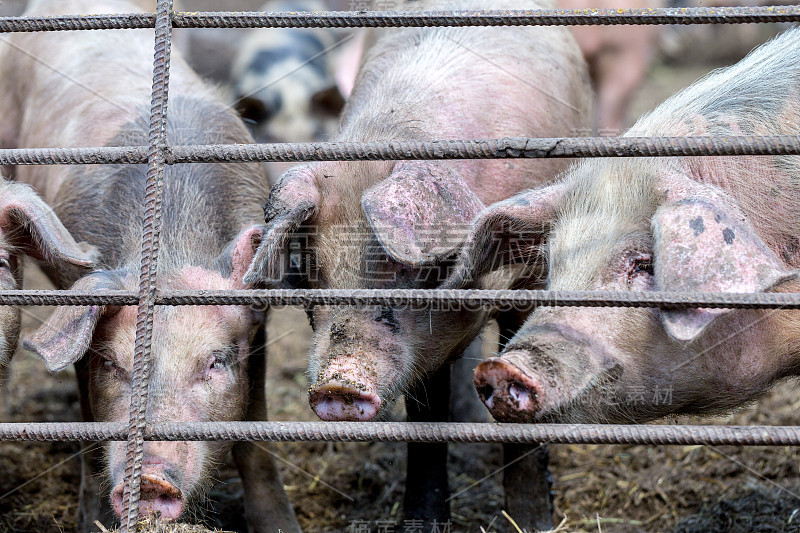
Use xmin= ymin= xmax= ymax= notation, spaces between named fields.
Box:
xmin=170 ymin=6 xmax=800 ymax=28
xmin=3 ymin=288 xmax=800 ymax=309
xmin=0 ymin=13 xmax=154 ymax=32
xmin=0 ymin=7 xmax=799 ymax=33
xmin=118 ymin=0 xmax=173 ymax=529
xmin=4 ymin=136 xmax=800 ymax=165
xmin=3 ymin=422 xmax=800 ymax=446
xmin=166 ymin=135 xmax=800 ymax=162
xmin=157 ymin=289 xmax=800 ymax=310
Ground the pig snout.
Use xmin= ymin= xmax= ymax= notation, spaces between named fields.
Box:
xmin=110 ymin=457 xmax=184 ymax=521
xmin=309 ymin=359 xmax=383 ymax=421
xmin=474 ymin=356 xmax=543 ymax=422
xmin=309 ymin=359 xmax=382 ymax=421
xmin=474 ymin=323 xmax=618 ymax=422
xmin=310 ymin=383 xmax=381 ymax=421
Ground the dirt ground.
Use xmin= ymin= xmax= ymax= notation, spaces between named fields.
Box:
xmin=2 ymin=17 xmax=800 ymax=533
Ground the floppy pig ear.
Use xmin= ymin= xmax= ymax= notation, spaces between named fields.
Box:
xmin=23 ymin=271 xmax=125 ymax=372
xmin=243 ymin=165 xmax=320 ymax=286
xmin=440 ymin=183 xmax=568 ymax=289
xmin=654 ymin=185 xmax=795 ymax=342
xmin=0 ymin=180 xmax=97 ymax=269
xmin=362 ymin=161 xmax=484 ymax=266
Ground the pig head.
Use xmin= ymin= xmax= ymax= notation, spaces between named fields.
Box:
xmin=449 ymin=163 xmax=799 ymax=424
xmin=23 ymin=224 xmax=270 ymax=520
xmin=246 ymin=160 xmax=510 ymax=421
xmin=0 ymin=180 xmax=96 ymax=394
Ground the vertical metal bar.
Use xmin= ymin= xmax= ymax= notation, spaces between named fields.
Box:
xmin=118 ymin=0 xmax=173 ymax=530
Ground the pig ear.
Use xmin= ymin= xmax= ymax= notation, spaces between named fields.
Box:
xmin=311 ymin=85 xmax=345 ymax=117
xmin=441 ymin=183 xmax=568 ymax=289
xmin=0 ymin=181 xmax=97 ymax=269
xmin=23 ymin=271 xmax=125 ymax=372
xmin=654 ymin=189 xmax=796 ymax=342
xmin=362 ymin=162 xmax=485 ymax=266
xmin=243 ymin=165 xmax=320 ymax=286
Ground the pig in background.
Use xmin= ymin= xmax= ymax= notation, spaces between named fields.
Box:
xmin=231 ymin=0 xmax=358 ymax=143
xmin=0 ymin=181 xmax=96 ymax=404
xmin=445 ymin=26 xmax=800 ymax=426
xmin=562 ymin=0 xmax=662 ymax=134
xmin=246 ymin=0 xmax=592 ymax=527
xmin=0 ymin=0 xmax=300 ymax=531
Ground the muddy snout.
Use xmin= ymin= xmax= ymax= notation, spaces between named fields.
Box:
xmin=309 ymin=359 xmax=383 ymax=421
xmin=110 ymin=458 xmax=184 ymax=521
xmin=474 ymin=355 xmax=543 ymax=422
xmin=310 ymin=382 xmax=382 ymax=421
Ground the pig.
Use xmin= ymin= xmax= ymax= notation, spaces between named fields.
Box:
xmin=0 ymin=1 xmax=299 ymax=531
xmin=562 ymin=0 xmax=661 ymax=134
xmin=0 ymin=180 xmax=96 ymax=398
xmin=230 ymin=0 xmax=352 ymax=143
xmin=444 ymin=27 xmax=800 ymax=425
xmin=244 ymin=0 xmax=592 ymax=525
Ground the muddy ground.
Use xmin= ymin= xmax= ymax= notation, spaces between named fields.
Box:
xmin=2 ymin=17 xmax=800 ymax=533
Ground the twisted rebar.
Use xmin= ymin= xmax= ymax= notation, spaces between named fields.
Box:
xmin=1 ymin=289 xmax=800 ymax=309
xmin=118 ymin=0 xmax=173 ymax=529
xmin=1 ymin=7 xmax=799 ymax=33
xmin=2 ymin=422 xmax=800 ymax=446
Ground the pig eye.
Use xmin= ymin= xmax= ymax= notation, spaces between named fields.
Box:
xmin=100 ymin=357 xmax=120 ymax=375
xmin=627 ymin=253 xmax=654 ymax=282
xmin=208 ymin=348 xmax=236 ymax=373
xmin=0 ymin=258 xmax=9 ymax=270
xmin=209 ymin=353 xmax=229 ymax=370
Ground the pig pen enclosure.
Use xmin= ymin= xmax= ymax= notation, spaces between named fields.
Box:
xmin=3 ymin=2 xmax=800 ymax=533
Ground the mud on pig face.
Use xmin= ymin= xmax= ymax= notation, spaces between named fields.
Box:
xmin=447 ymin=161 xmax=798 ymax=424
xmin=245 ymin=161 xmax=502 ymax=421
xmin=23 ymin=226 xmax=271 ymax=520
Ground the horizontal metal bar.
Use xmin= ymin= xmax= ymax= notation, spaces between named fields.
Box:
xmin=1 ymin=289 xmax=799 ymax=309
xmin=158 ymin=289 xmax=800 ymax=310
xmin=0 ymin=13 xmax=154 ymax=32
xmin=0 ymin=7 xmax=797 ymax=33
xmin=3 ymin=136 xmax=800 ymax=166
xmin=1 ymin=422 xmax=799 ymax=446
xmin=0 ymin=290 xmax=137 ymax=305
xmin=0 ymin=146 xmax=147 ymax=165
xmin=173 ymin=6 xmax=800 ymax=28
xmin=166 ymin=136 xmax=800 ymax=163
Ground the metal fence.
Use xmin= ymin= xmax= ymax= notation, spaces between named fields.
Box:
xmin=0 ymin=2 xmax=799 ymax=530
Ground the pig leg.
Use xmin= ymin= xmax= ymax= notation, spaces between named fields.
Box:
xmin=232 ymin=321 xmax=301 ymax=533
xmin=497 ymin=313 xmax=554 ymax=532
xmin=75 ymin=358 xmax=115 ymax=532
xmin=403 ymin=364 xmax=451 ymax=525
xmin=450 ymin=338 xmax=488 ymax=423
xmin=594 ymin=37 xmax=652 ymax=134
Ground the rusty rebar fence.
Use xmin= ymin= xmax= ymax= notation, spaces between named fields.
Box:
xmin=1 ymin=3 xmax=799 ymax=531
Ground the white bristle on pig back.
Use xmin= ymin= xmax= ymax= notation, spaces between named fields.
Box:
xmin=552 ymin=25 xmax=800 ymax=292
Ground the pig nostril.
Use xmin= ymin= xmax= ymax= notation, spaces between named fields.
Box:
xmin=509 ymin=382 xmax=532 ymax=405
xmin=476 ymin=384 xmax=494 ymax=403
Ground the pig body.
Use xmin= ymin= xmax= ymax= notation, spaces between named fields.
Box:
xmin=252 ymin=0 xmax=591 ymax=421
xmin=0 ymin=1 xmax=299 ymax=531
xmin=248 ymin=0 xmax=591 ymax=525
xmin=449 ymin=27 xmax=800 ymax=424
